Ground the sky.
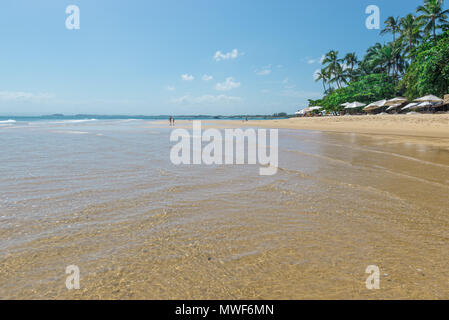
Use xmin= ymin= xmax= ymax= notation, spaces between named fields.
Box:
xmin=0 ymin=0 xmax=445 ymax=115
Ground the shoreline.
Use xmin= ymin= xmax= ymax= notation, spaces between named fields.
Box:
xmin=212 ymin=114 xmax=449 ymax=138
xmin=161 ymin=114 xmax=449 ymax=149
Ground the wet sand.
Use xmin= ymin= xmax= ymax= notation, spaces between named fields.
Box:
xmin=1 ymin=119 xmax=449 ymax=299
xmin=159 ymin=113 xmax=449 ymax=149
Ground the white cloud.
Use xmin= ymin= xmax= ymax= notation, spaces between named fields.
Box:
xmin=320 ymin=55 xmax=325 ymax=64
xmin=0 ymin=91 xmax=54 ymax=103
xmin=306 ymin=55 xmax=325 ymax=65
xmin=181 ymin=74 xmax=194 ymax=81
xmin=257 ymin=69 xmax=271 ymax=76
xmin=215 ymin=77 xmax=241 ymax=91
xmin=166 ymin=86 xmax=175 ymax=91
xmin=313 ymin=69 xmax=321 ymax=81
xmin=213 ymin=49 xmax=239 ymax=61
xmin=256 ymin=65 xmax=272 ymax=76
xmin=202 ymin=74 xmax=213 ymax=81
xmin=172 ymin=94 xmax=242 ymax=105
xmin=282 ymin=78 xmax=295 ymax=88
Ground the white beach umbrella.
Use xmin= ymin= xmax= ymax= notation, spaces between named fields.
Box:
xmin=340 ymin=102 xmax=351 ymax=107
xmin=386 ymin=103 xmax=402 ymax=111
xmin=416 ymin=101 xmax=434 ymax=108
xmin=344 ymin=102 xmax=366 ymax=109
xmin=401 ymin=103 xmax=419 ymax=111
xmin=295 ymin=108 xmax=308 ymax=115
xmin=414 ymin=95 xmax=443 ymax=103
xmin=413 ymin=101 xmax=443 ymax=110
xmin=364 ymin=99 xmax=387 ymax=111
xmin=385 ymin=97 xmax=407 ymax=106
xmin=308 ymin=106 xmax=323 ymax=111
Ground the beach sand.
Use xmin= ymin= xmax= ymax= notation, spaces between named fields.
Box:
xmin=163 ymin=113 xmax=449 ymax=150
xmin=216 ymin=114 xmax=449 ymax=138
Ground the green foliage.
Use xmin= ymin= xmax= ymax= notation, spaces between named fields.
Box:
xmin=401 ymin=31 xmax=449 ymax=99
xmin=310 ymin=1 xmax=449 ymax=110
xmin=416 ymin=0 xmax=449 ymax=41
xmin=312 ymin=74 xmax=396 ymax=112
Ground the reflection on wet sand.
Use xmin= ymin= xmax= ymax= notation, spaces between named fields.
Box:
xmin=0 ymin=120 xmax=448 ymax=299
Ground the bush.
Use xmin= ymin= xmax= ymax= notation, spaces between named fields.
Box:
xmin=401 ymin=31 xmax=449 ymax=99
xmin=314 ymin=74 xmax=396 ymax=112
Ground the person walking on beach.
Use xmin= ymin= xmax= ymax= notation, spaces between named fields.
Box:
xmin=169 ymin=116 xmax=172 ymax=126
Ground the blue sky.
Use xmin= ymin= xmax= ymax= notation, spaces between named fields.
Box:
xmin=0 ymin=0 xmax=444 ymax=115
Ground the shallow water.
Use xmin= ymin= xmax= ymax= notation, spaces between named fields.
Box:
xmin=0 ymin=120 xmax=448 ymax=299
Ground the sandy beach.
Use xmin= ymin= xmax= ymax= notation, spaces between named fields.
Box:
xmin=207 ymin=113 xmax=449 ymax=139
xmin=165 ymin=114 xmax=449 ymax=151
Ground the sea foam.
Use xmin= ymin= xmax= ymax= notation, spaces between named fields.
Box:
xmin=0 ymin=120 xmax=16 ymax=124
xmin=53 ymin=119 xmax=98 ymax=124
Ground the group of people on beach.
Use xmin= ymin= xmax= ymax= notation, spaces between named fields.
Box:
xmin=169 ymin=116 xmax=175 ymax=126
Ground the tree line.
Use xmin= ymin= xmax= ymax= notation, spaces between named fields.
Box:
xmin=310 ymin=0 xmax=449 ymax=113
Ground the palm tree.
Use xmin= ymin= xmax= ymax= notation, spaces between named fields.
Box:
xmin=378 ymin=44 xmax=395 ymax=76
xmin=381 ymin=16 xmax=401 ymax=41
xmin=395 ymin=52 xmax=409 ymax=76
xmin=314 ymin=69 xmax=329 ymax=92
xmin=363 ymin=43 xmax=395 ymax=76
xmin=390 ymin=41 xmax=406 ymax=80
xmin=333 ymin=63 xmax=350 ymax=87
xmin=361 ymin=43 xmax=385 ymax=74
xmin=399 ymin=14 xmax=422 ymax=58
xmin=322 ymin=50 xmax=340 ymax=70
xmin=344 ymin=52 xmax=359 ymax=81
xmin=322 ymin=50 xmax=343 ymax=88
xmin=443 ymin=20 xmax=449 ymax=31
xmin=416 ymin=0 xmax=449 ymax=42
xmin=366 ymin=43 xmax=383 ymax=57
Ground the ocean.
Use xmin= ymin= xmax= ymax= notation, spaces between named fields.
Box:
xmin=0 ymin=118 xmax=448 ymax=299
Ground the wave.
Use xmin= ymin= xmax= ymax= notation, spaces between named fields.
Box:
xmin=0 ymin=120 xmax=16 ymax=124
xmin=53 ymin=119 xmax=98 ymax=124
xmin=120 ymin=119 xmax=142 ymax=122
xmin=63 ymin=119 xmax=97 ymax=123
xmin=53 ymin=130 xmax=90 ymax=135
